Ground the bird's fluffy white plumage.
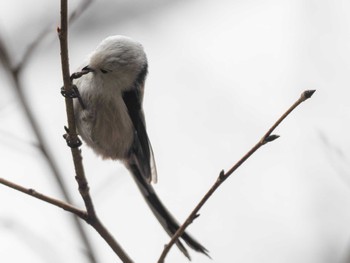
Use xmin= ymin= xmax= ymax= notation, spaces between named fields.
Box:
xmin=74 ymin=36 xmax=144 ymax=160
xmin=72 ymin=35 xmax=208 ymax=258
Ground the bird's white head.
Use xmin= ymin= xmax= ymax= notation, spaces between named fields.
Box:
xmin=83 ymin=35 xmax=148 ymax=90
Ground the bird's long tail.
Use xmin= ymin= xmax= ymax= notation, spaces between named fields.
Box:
xmin=127 ymin=163 xmax=209 ymax=260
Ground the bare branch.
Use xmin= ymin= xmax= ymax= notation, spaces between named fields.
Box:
xmin=0 ymin=34 xmax=98 ymax=263
xmin=158 ymin=90 xmax=316 ymax=262
xmin=58 ymin=0 xmax=96 ymax=221
xmin=0 ymin=177 xmax=87 ymax=219
xmin=1 ymin=2 xmax=101 ymax=263
xmin=14 ymin=25 xmax=51 ymax=73
xmin=58 ymin=1 xmax=133 ymax=262
xmin=0 ymin=175 xmax=132 ymax=262
xmin=0 ymin=34 xmax=12 ymax=73
xmin=68 ymin=0 xmax=93 ymax=24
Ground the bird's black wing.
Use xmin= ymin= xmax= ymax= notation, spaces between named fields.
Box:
xmin=122 ymin=67 xmax=209 ymax=259
xmin=122 ymin=64 xmax=157 ymax=182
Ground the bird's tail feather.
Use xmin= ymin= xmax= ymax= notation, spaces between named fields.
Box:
xmin=127 ymin=163 xmax=209 ymax=260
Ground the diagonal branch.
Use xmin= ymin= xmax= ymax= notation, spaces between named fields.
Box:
xmin=158 ymin=90 xmax=316 ymax=263
xmin=0 ymin=177 xmax=87 ymax=219
xmin=0 ymin=175 xmax=131 ymax=262
xmin=68 ymin=0 xmax=93 ymax=24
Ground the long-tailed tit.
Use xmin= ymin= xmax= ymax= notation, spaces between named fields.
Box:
xmin=73 ymin=35 xmax=208 ymax=259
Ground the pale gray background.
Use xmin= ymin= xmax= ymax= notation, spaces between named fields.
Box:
xmin=1 ymin=0 xmax=350 ymax=262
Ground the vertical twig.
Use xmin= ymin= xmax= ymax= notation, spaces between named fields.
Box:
xmin=58 ymin=1 xmax=133 ymax=262
xmin=158 ymin=90 xmax=316 ymax=263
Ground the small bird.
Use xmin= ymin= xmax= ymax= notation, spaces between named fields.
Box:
xmin=73 ymin=35 xmax=208 ymax=259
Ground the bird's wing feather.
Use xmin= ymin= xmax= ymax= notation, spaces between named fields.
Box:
xmin=122 ymin=87 xmax=157 ymax=183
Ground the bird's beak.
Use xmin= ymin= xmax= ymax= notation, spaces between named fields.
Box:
xmin=82 ymin=65 xmax=95 ymax=73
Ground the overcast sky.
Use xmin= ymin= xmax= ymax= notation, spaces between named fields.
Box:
xmin=1 ymin=0 xmax=350 ymax=262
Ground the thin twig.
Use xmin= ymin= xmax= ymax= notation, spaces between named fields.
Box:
xmin=1 ymin=26 xmax=98 ymax=263
xmin=0 ymin=175 xmax=132 ymax=262
xmin=158 ymin=90 xmax=316 ymax=263
xmin=68 ymin=0 xmax=93 ymax=24
xmin=0 ymin=177 xmax=87 ymax=219
xmin=0 ymin=34 xmax=12 ymax=72
xmin=58 ymin=0 xmax=95 ymax=218
xmin=58 ymin=1 xmax=133 ymax=262
xmin=14 ymin=25 xmax=51 ymax=73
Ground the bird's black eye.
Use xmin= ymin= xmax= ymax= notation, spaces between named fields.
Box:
xmin=100 ymin=69 xmax=108 ymax=74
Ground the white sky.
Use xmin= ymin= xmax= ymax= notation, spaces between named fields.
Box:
xmin=1 ymin=0 xmax=350 ymax=262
